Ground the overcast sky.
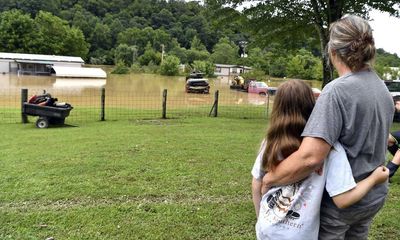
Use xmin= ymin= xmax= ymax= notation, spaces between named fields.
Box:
xmin=369 ymin=9 xmax=400 ymax=56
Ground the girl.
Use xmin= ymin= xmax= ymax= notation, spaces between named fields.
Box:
xmin=251 ymin=80 xmax=389 ymax=240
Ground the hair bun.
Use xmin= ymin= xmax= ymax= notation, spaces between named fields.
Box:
xmin=350 ymin=33 xmax=374 ymax=52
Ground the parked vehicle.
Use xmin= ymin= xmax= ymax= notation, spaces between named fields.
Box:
xmin=185 ymin=72 xmax=205 ymax=81
xmin=230 ymin=75 xmax=244 ymax=89
xmin=384 ymin=80 xmax=400 ymax=97
xmin=268 ymin=87 xmax=277 ymax=96
xmin=185 ymin=78 xmax=210 ymax=93
xmin=384 ymin=80 xmax=400 ymax=122
xmin=185 ymin=71 xmax=210 ymax=94
xmin=243 ymin=79 xmax=256 ymax=91
xmin=248 ymin=81 xmax=268 ymax=95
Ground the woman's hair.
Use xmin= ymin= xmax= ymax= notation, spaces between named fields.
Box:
xmin=327 ymin=14 xmax=375 ymax=72
xmin=262 ymin=80 xmax=315 ymax=171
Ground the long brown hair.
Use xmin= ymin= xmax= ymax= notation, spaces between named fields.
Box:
xmin=262 ymin=80 xmax=315 ymax=171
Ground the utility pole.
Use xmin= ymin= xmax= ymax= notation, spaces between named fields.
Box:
xmin=161 ymin=44 xmax=165 ymax=64
xmin=239 ymin=40 xmax=248 ymax=74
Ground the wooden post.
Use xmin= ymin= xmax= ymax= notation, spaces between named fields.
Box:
xmin=21 ymin=88 xmax=28 ymax=123
xmin=213 ymin=90 xmax=219 ymax=117
xmin=266 ymin=93 xmax=270 ymax=119
xmin=162 ymin=89 xmax=167 ymax=119
xmin=100 ymin=88 xmax=105 ymax=121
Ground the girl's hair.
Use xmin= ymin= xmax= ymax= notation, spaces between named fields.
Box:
xmin=262 ymin=80 xmax=315 ymax=171
xmin=327 ymin=14 xmax=375 ymax=72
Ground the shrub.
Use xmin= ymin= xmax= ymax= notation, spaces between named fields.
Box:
xmin=111 ymin=61 xmax=130 ymax=74
xmin=192 ymin=60 xmax=215 ymax=77
xmin=160 ymin=55 xmax=180 ymax=76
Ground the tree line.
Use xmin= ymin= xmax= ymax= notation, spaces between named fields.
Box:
xmin=0 ymin=0 xmax=399 ymax=80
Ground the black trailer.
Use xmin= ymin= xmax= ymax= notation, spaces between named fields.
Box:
xmin=22 ymin=103 xmax=73 ymax=128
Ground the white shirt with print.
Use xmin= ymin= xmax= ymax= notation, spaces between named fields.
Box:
xmin=252 ymin=142 xmax=356 ymax=240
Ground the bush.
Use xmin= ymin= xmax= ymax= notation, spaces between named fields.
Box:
xmin=192 ymin=60 xmax=215 ymax=77
xmin=160 ymin=55 xmax=180 ymax=76
xmin=130 ymin=63 xmax=144 ymax=73
xmin=142 ymin=61 xmax=160 ymax=74
xmin=241 ymin=69 xmax=266 ymax=81
xmin=111 ymin=61 xmax=130 ymax=74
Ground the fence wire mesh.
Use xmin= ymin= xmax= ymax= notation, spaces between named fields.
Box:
xmin=0 ymin=88 xmax=271 ymax=126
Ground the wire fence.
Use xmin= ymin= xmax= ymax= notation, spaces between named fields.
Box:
xmin=0 ymin=88 xmax=272 ymax=126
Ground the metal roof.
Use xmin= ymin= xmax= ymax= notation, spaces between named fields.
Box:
xmin=52 ymin=66 xmax=107 ymax=78
xmin=0 ymin=52 xmax=84 ymax=63
xmin=215 ymin=63 xmax=252 ymax=69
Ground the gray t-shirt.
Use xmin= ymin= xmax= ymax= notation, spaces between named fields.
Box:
xmin=252 ymin=142 xmax=356 ymax=240
xmin=302 ymin=70 xmax=394 ymax=209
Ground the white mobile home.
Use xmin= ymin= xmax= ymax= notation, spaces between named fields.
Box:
xmin=214 ymin=64 xmax=252 ymax=77
xmin=0 ymin=52 xmax=84 ymax=75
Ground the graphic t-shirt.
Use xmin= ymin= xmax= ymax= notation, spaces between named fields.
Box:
xmin=251 ymin=142 xmax=356 ymax=240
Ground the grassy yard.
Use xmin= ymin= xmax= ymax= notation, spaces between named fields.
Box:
xmin=0 ymin=118 xmax=399 ymax=239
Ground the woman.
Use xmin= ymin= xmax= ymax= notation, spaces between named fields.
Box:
xmin=261 ymin=15 xmax=394 ymax=240
xmin=251 ymin=80 xmax=388 ymax=239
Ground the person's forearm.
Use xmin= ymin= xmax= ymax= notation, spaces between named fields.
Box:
xmin=332 ymin=177 xmax=375 ymax=209
xmin=262 ymin=150 xmax=318 ymax=188
xmin=262 ymin=137 xmax=330 ymax=190
xmin=252 ymin=178 xmax=262 ymax=218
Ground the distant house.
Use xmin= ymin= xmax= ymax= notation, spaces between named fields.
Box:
xmin=0 ymin=52 xmax=106 ymax=78
xmin=214 ymin=64 xmax=252 ymax=77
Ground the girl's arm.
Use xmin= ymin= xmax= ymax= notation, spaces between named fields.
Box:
xmin=332 ymin=166 xmax=389 ymax=209
xmin=252 ymin=177 xmax=262 ymax=218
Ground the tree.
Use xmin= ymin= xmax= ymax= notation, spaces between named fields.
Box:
xmin=160 ymin=55 xmax=180 ymax=76
xmin=89 ymin=23 xmax=112 ymax=51
xmin=63 ymin=26 xmax=90 ymax=59
xmin=35 ymin=11 xmax=88 ymax=58
xmin=190 ymin=36 xmax=207 ymax=51
xmin=286 ymin=49 xmax=322 ymax=80
xmin=114 ymin=44 xmax=138 ymax=66
xmin=211 ymin=37 xmax=238 ymax=64
xmin=0 ymin=10 xmax=40 ymax=53
xmin=192 ymin=60 xmax=215 ymax=77
xmin=138 ymin=42 xmax=161 ymax=66
xmin=207 ymin=0 xmax=400 ymax=87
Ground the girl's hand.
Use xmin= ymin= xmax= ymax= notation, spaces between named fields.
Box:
xmin=392 ymin=149 xmax=400 ymax=165
xmin=370 ymin=166 xmax=389 ymax=185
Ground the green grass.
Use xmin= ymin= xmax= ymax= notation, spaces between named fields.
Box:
xmin=0 ymin=119 xmax=399 ymax=239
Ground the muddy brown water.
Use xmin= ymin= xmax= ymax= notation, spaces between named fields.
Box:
xmin=0 ymin=72 xmax=322 ymax=108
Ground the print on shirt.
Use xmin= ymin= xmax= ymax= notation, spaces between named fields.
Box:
xmin=260 ymin=180 xmax=313 ymax=229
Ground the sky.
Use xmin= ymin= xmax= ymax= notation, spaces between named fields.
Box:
xmin=369 ymin=10 xmax=400 ymax=56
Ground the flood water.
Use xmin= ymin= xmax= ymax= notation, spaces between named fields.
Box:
xmin=0 ymin=68 xmax=322 ymax=108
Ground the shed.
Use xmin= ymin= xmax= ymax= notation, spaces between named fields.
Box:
xmin=0 ymin=52 xmax=84 ymax=75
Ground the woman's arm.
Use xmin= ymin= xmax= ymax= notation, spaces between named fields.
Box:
xmin=332 ymin=166 xmax=389 ymax=209
xmin=262 ymin=137 xmax=331 ymax=194
xmin=252 ymin=177 xmax=262 ymax=218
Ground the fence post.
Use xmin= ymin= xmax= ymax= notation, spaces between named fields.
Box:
xmin=100 ymin=87 xmax=105 ymax=121
xmin=21 ymin=88 xmax=28 ymax=123
xmin=162 ymin=89 xmax=167 ymax=119
xmin=266 ymin=93 xmax=270 ymax=119
xmin=213 ymin=90 xmax=219 ymax=117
